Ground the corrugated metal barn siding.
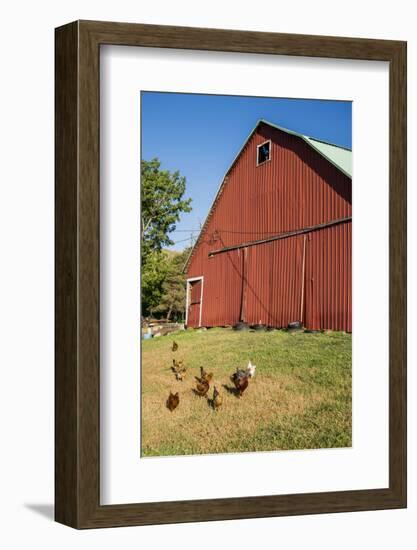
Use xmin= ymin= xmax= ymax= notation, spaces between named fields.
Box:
xmin=243 ymin=236 xmax=304 ymax=327
xmin=193 ymin=224 xmax=351 ymax=331
xmin=305 ymin=222 xmax=352 ymax=332
xmin=186 ymin=122 xmax=352 ymax=332
xmin=201 ymin=250 xmax=243 ymax=327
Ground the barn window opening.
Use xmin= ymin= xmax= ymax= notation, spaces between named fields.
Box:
xmin=257 ymin=140 xmax=271 ymax=165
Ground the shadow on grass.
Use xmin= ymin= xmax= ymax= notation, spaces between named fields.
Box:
xmin=191 ymin=389 xmax=209 ymax=398
xmin=222 ymin=383 xmax=240 ymax=398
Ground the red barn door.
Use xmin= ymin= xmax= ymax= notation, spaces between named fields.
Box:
xmin=187 ymin=278 xmax=203 ymax=328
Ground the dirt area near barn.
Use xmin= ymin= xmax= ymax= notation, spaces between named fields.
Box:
xmin=141 ymin=328 xmax=352 ymax=457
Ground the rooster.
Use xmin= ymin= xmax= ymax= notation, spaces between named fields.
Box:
xmin=231 ymin=372 xmax=249 ymax=397
xmin=231 ymin=363 xmax=255 ymax=397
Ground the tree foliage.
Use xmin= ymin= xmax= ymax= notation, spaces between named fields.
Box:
xmin=141 ymin=251 xmax=169 ymax=317
xmin=141 ymin=158 xmax=192 ymax=264
xmin=153 ymin=248 xmax=190 ymax=321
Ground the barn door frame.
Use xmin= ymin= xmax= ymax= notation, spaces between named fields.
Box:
xmin=185 ymin=276 xmax=204 ymax=327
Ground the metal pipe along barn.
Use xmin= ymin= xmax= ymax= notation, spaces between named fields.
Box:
xmin=184 ymin=120 xmax=352 ymax=332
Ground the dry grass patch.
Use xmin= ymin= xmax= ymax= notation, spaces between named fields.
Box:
xmin=141 ymin=328 xmax=351 ymax=456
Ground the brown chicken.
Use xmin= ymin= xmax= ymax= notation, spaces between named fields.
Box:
xmin=195 ymin=379 xmax=210 ymax=397
xmin=212 ymin=386 xmax=222 ymax=410
xmin=197 ymin=366 xmax=213 ymax=384
xmin=231 ymin=372 xmax=249 ymax=397
xmin=172 ymin=360 xmax=186 ymax=381
xmin=166 ymin=391 xmax=179 ymax=411
xmin=172 ymin=341 xmax=178 ymax=352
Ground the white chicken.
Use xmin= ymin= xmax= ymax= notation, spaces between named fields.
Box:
xmin=246 ymin=360 xmax=256 ymax=378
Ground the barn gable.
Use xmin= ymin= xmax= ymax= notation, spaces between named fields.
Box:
xmin=185 ymin=120 xmax=351 ymax=273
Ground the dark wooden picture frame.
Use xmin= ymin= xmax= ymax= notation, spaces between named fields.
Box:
xmin=55 ymin=20 xmax=407 ymax=529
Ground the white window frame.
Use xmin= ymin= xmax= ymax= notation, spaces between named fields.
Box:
xmin=256 ymin=139 xmax=272 ymax=166
xmin=185 ymin=276 xmax=204 ymax=327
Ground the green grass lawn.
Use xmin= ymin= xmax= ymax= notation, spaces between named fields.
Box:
xmin=141 ymin=328 xmax=352 ymax=457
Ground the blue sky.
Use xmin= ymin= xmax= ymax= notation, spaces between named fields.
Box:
xmin=141 ymin=92 xmax=352 ymax=251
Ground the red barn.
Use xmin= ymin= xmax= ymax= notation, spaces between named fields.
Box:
xmin=184 ymin=120 xmax=352 ymax=332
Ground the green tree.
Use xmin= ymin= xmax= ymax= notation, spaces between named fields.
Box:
xmin=141 ymin=250 xmax=169 ymax=317
xmin=154 ymin=248 xmax=190 ymax=321
xmin=141 ymin=158 xmax=192 ymax=265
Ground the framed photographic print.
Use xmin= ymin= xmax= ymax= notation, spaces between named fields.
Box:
xmin=55 ymin=20 xmax=407 ymax=528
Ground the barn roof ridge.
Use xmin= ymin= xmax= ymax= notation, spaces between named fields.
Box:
xmin=183 ymin=118 xmax=352 ymax=272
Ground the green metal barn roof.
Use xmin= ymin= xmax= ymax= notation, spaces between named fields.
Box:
xmin=260 ymin=119 xmax=352 ymax=178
